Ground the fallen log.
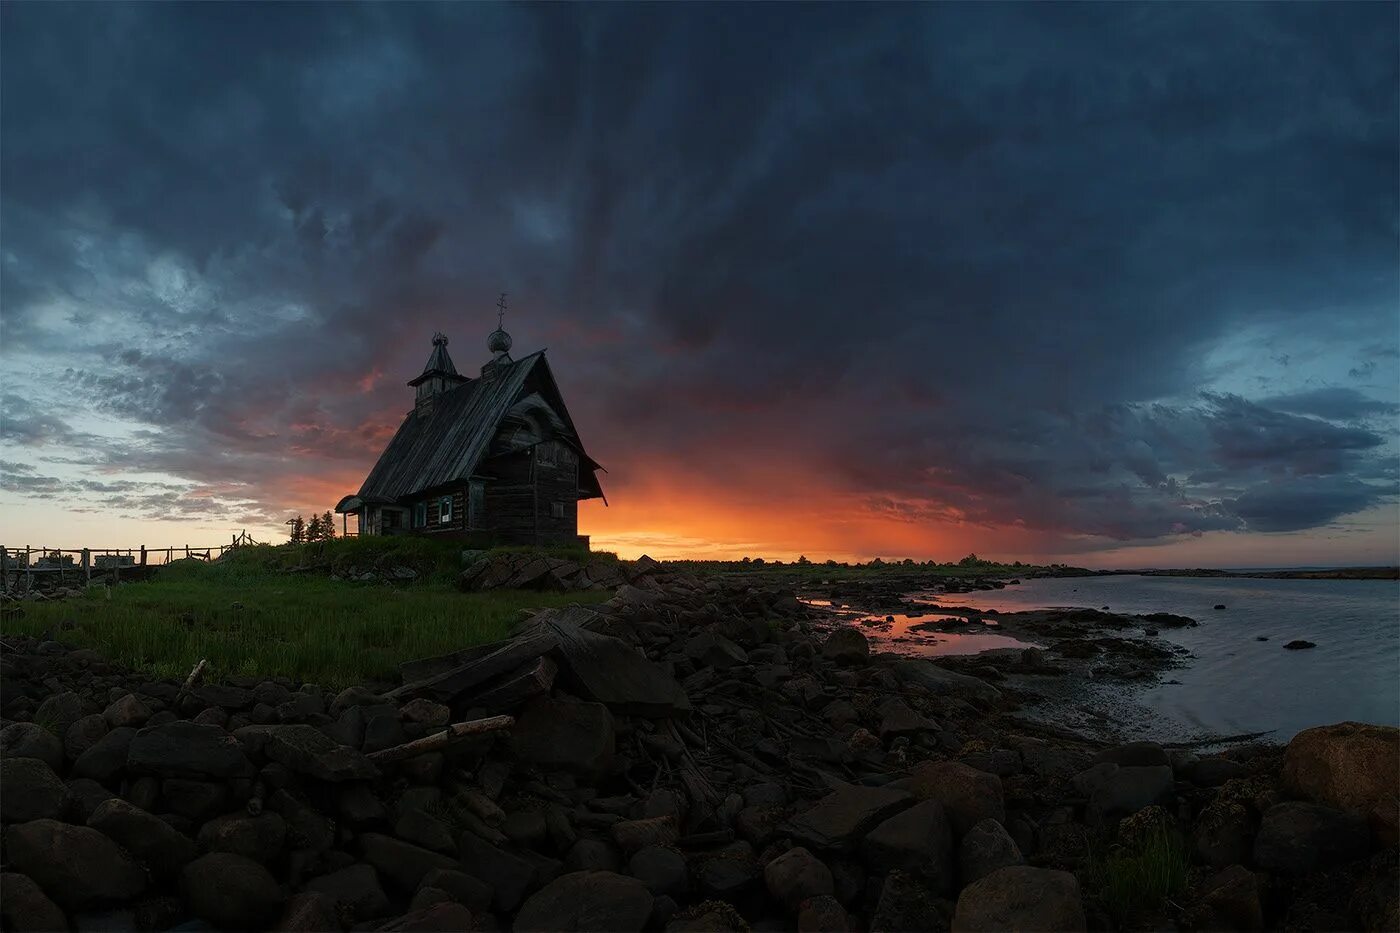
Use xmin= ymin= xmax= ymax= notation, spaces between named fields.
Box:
xmin=366 ymin=715 xmax=515 ymax=764
xmin=389 ymin=634 xmax=557 ymax=704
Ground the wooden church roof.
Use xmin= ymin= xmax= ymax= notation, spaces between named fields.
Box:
xmin=350 ymin=349 xmax=604 ymax=505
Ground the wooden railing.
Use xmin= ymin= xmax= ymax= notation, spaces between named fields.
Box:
xmin=0 ymin=533 xmax=258 ymax=594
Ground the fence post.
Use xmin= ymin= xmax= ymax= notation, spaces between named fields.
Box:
xmin=185 ymin=544 xmax=190 ymax=560
xmin=1 ymin=546 xmax=7 ymax=595
xmin=140 ymin=545 xmax=147 ymax=567
xmin=83 ymin=548 xmax=91 ymax=584
xmin=24 ymin=546 xmax=31 ymax=590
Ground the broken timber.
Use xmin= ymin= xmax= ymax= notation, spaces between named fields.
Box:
xmin=388 ymin=633 xmax=558 ymax=704
xmin=365 ymin=715 xmax=515 ymax=764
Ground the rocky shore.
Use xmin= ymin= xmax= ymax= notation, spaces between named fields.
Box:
xmin=2 ymin=559 xmax=1397 ymax=932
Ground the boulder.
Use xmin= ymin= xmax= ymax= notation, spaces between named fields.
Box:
xmin=1282 ymin=722 xmax=1399 ymax=844
xmin=797 ymin=895 xmax=851 ymax=933
xmin=1 ymin=722 xmax=64 ymax=771
xmin=65 ymin=778 xmax=116 ymax=822
xmin=127 ymin=721 xmax=250 ymax=778
xmin=237 ymin=723 xmax=378 ymax=781
xmin=1196 ymin=864 xmax=1263 ymax=931
xmin=88 ymin=798 xmax=198 ymax=876
xmin=197 ymin=811 xmax=287 ymax=862
xmin=394 ymin=808 xmax=456 ymax=853
xmin=64 ymin=715 xmax=109 ymax=763
xmin=1093 ymin=741 xmax=1169 ymax=768
xmin=277 ymin=891 xmax=341 ymax=932
xmin=959 ymin=817 xmax=1024 ymax=886
xmin=1183 ymin=756 xmax=1248 ymax=788
xmin=515 ymin=870 xmax=653 ymax=933
xmin=376 ymin=903 xmax=475 ymax=931
xmin=869 ymin=870 xmax=953 ymax=933
xmin=1073 ymin=763 xmax=1174 ymax=827
xmin=952 ymin=866 xmax=1085 ymax=932
xmin=71 ymin=727 xmax=135 ymax=783
xmin=685 ymin=631 xmax=749 ymax=670
xmin=161 ymin=778 xmax=229 ymax=822
xmin=360 ymin=833 xmax=458 ymax=894
xmin=419 ymin=869 xmax=494 ymax=913
xmin=512 ymin=696 xmax=616 ymax=778
xmin=1252 ymin=801 xmax=1369 ymax=875
xmin=182 ymin=852 xmax=284 ymax=930
xmin=861 ymin=800 xmax=954 ymax=892
xmin=821 ymin=628 xmax=870 ymax=665
xmin=102 ymin=694 xmax=151 ymax=729
xmin=6 ymin=819 xmax=147 ymax=910
xmin=1 ymin=872 xmax=69 ymax=933
xmin=784 ymin=784 xmax=913 ymax=852
xmin=892 ymin=659 xmax=1001 ymax=703
xmin=695 ymin=842 xmax=762 ymax=899
xmin=1195 ymin=801 xmax=1254 ymax=869
xmin=1 ymin=757 xmax=68 ymax=822
xmin=628 ymin=845 xmax=689 ymax=897
xmin=457 ymin=830 xmax=549 ymax=912
xmin=305 ymin=863 xmax=392 ymax=920
xmin=905 ymin=760 xmax=1004 ymax=836
xmin=34 ymin=692 xmax=84 ymax=737
xmin=765 ymin=847 xmax=835 ymax=911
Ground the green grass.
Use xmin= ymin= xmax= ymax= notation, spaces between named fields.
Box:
xmin=2 ymin=556 xmax=606 ymax=689
xmin=1084 ymin=825 xmax=1191 ymax=927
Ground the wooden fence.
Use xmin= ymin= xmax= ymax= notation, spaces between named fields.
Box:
xmin=0 ymin=533 xmax=257 ymax=594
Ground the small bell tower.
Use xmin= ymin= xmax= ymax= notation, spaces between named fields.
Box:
xmin=408 ymin=332 xmax=469 ymax=409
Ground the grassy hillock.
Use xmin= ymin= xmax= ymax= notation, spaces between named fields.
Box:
xmin=3 ymin=541 xmax=608 ymax=689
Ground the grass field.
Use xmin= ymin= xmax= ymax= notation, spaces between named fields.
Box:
xmin=2 ymin=551 xmax=606 ymax=689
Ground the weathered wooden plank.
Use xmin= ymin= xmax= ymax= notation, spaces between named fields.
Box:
xmin=473 ymin=655 xmax=558 ymax=711
xmin=536 ymin=613 xmax=690 ymax=718
xmin=399 ymin=641 xmax=500 ymax=684
xmin=388 ymin=632 xmax=558 ymax=703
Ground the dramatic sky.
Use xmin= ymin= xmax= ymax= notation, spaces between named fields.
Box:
xmin=2 ymin=4 xmax=1397 ymax=565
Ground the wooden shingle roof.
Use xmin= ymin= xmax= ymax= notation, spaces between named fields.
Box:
xmin=354 ymin=351 xmax=603 ymax=503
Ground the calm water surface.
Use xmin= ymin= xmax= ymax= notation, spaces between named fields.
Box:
xmin=924 ymin=575 xmax=1399 ymax=740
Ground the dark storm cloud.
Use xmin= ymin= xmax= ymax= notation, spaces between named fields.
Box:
xmin=1 ymin=3 xmax=1396 ymax=543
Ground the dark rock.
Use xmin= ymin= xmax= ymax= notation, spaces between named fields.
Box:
xmin=362 ymin=706 xmax=407 ymax=754
xmin=1 ymin=757 xmax=68 ymax=822
xmin=276 ymin=891 xmax=341 ymax=932
xmin=197 ymin=811 xmax=287 ymax=861
xmin=6 ymin=819 xmax=147 ymax=910
xmin=798 ymin=894 xmax=851 ymax=933
xmin=193 ymin=683 xmax=254 ymax=710
xmin=1283 ymin=640 xmax=1316 ymax=650
xmin=65 ymin=778 xmax=117 ymax=821
xmin=1184 ymin=756 xmax=1248 ymax=788
xmin=127 ymin=721 xmax=250 ymax=778
xmin=305 ymin=863 xmax=391 ymax=920
xmin=565 ymin=838 xmax=623 ymax=873
xmin=457 ymin=830 xmax=543 ymax=913
xmin=764 ymin=846 xmax=834 ymax=911
xmin=694 ymin=842 xmax=762 ymax=898
xmin=103 ymin=694 xmax=151 ymax=729
xmin=905 ymin=760 xmax=1004 ymax=836
xmin=514 ymin=870 xmax=653 ymax=933
xmin=71 ymin=727 xmax=134 ymax=783
xmin=338 ymin=782 xmax=388 ymax=823
xmin=861 ymin=800 xmax=954 ymax=893
xmin=161 ymin=779 xmax=229 ymax=822
xmin=35 ymin=692 xmax=84 ymax=737
xmin=1 ymin=722 xmax=64 ymax=771
xmin=270 ymin=789 xmax=335 ymax=852
xmin=1073 ymin=763 xmax=1174 ymax=827
xmin=399 ymin=752 xmax=443 ymax=785
xmin=685 ymin=631 xmax=749 ymax=670
xmin=892 ymin=659 xmax=1001 ymax=703
xmin=88 ymin=798 xmax=198 ymax=876
xmin=124 ymin=775 xmax=159 ymax=813
xmin=743 ymin=782 xmax=787 ymax=809
xmin=398 ymin=698 xmax=450 ymax=726
xmin=1253 ymin=801 xmax=1369 ymax=875
xmin=277 ymin=692 xmax=325 ymax=722
xmin=1195 ymin=864 xmax=1263 ymax=931
xmin=952 ymin=865 xmax=1085 ymax=932
xmin=1191 ymin=796 xmax=1255 ymax=868
xmin=419 ymin=868 xmax=494 ymax=913
xmin=629 ymin=845 xmax=689 ymax=897
xmin=959 ymin=817 xmax=1023 ymax=886
xmin=1093 ymin=741 xmax=1169 ymax=768
xmin=821 ymin=628 xmax=870 ymax=665
xmin=64 ymin=715 xmax=109 ymax=764
xmin=246 ymin=724 xmax=378 ymax=781
xmin=182 ymin=852 xmax=284 ymax=930
xmin=360 ymin=833 xmax=458 ymax=894
xmin=785 ymin=784 xmax=913 ymax=852
xmin=869 ymin=870 xmax=952 ymax=933
xmin=395 ymin=808 xmax=456 ymax=853
xmin=375 ymin=903 xmax=474 ymax=931
xmin=2 ymin=871 xmax=68 ymax=932
xmin=512 ymin=696 xmax=616 ymax=778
